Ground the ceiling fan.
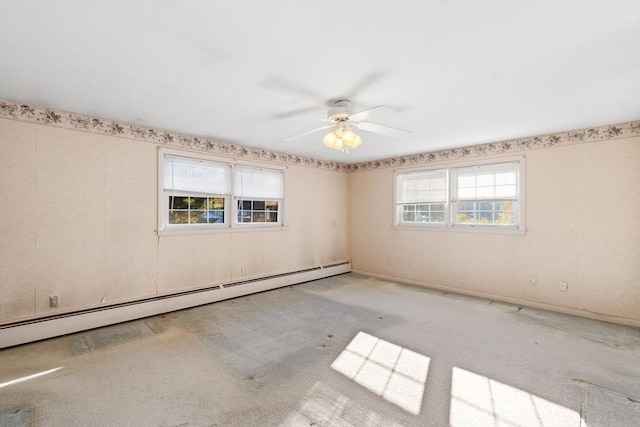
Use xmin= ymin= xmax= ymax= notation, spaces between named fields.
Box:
xmin=283 ymin=99 xmax=411 ymax=152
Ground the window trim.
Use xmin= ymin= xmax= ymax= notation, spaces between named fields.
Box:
xmin=158 ymin=148 xmax=286 ymax=234
xmin=232 ymin=164 xmax=284 ymax=227
xmin=395 ymin=167 xmax=450 ymax=228
xmin=393 ymin=156 xmax=526 ymax=234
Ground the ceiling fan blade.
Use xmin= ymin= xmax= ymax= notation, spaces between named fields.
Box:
xmin=271 ymin=105 xmax=325 ymax=119
xmin=283 ymin=124 xmax=333 ymax=142
xmin=353 ymin=122 xmax=412 ymax=138
xmin=261 ymin=76 xmax=326 ymax=104
xmin=343 ymin=70 xmax=389 ymax=99
xmin=349 ymin=105 xmax=388 ymax=122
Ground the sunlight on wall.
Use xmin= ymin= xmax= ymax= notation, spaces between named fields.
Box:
xmin=450 ymin=367 xmax=587 ymax=427
xmin=0 ymin=367 xmax=63 ymax=389
xmin=331 ymin=331 xmax=430 ymax=415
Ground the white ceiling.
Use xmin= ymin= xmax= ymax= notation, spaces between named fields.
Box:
xmin=1 ymin=1 xmax=639 ymax=164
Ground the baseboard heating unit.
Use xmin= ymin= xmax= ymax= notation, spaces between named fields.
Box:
xmin=0 ymin=261 xmax=351 ymax=348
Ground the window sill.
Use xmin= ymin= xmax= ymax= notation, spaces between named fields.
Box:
xmin=393 ymin=224 xmax=526 ymax=235
xmin=158 ymin=225 xmax=288 ymax=236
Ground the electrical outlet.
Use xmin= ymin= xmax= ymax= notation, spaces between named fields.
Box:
xmin=530 ymin=275 xmax=537 ymax=286
xmin=241 ymin=268 xmax=247 ymax=277
xmin=49 ymin=295 xmax=59 ymax=308
xmin=559 ymin=281 xmax=568 ymax=292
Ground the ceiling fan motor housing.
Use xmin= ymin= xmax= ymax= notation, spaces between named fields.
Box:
xmin=327 ymin=99 xmax=352 ymax=123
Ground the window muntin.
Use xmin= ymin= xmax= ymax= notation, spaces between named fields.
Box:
xmin=168 ymin=196 xmax=226 ymax=224
xmin=237 ymin=199 xmax=279 ymax=223
xmin=455 ymin=201 xmax=516 ymax=225
xmin=451 ymin=162 xmax=520 ymax=228
xmin=394 ymin=158 xmax=524 ymax=231
xmin=396 ymin=169 xmax=447 ymax=225
xmin=164 ymin=154 xmax=230 ymax=195
xmin=163 ymin=154 xmax=230 ymax=228
xmin=401 ymin=203 xmax=446 ymax=223
xmin=233 ymin=165 xmax=283 ymax=225
xmin=159 ymin=149 xmax=284 ymax=231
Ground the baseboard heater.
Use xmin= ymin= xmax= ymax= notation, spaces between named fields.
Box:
xmin=0 ymin=261 xmax=351 ymax=349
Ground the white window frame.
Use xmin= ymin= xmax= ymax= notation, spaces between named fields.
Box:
xmin=395 ymin=167 xmax=450 ymax=228
xmin=232 ymin=163 xmax=284 ymax=228
xmin=158 ymin=148 xmax=285 ymax=234
xmin=394 ymin=156 xmax=526 ymax=234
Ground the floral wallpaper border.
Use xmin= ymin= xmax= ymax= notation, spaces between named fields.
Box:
xmin=349 ymin=120 xmax=640 ymax=172
xmin=1 ymin=99 xmax=638 ymax=172
xmin=0 ymin=99 xmax=349 ymax=172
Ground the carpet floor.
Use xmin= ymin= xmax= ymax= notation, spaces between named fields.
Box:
xmin=1 ymin=273 xmax=639 ymax=426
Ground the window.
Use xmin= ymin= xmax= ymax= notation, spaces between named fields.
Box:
xmin=162 ymin=153 xmax=230 ymax=227
xmin=159 ymin=149 xmax=284 ymax=232
xmin=451 ymin=162 xmax=519 ymax=227
xmin=394 ymin=157 xmax=525 ymax=232
xmin=396 ymin=169 xmax=447 ymax=224
xmin=234 ymin=165 xmax=283 ymax=225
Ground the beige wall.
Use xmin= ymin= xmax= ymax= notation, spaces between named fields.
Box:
xmin=2 ymin=115 xmax=638 ymax=326
xmin=349 ymin=136 xmax=640 ymax=324
xmin=0 ymin=118 xmax=349 ymax=323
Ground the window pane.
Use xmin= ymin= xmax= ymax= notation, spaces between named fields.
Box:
xmin=479 ymin=211 xmax=494 ymax=223
xmin=400 ymin=203 xmax=445 ymax=223
xmin=191 ymin=197 xmax=207 ymax=209
xmin=161 ymin=151 xmax=234 ymax=229
xmin=495 ymin=185 xmax=516 ymax=198
xmin=476 ymin=173 xmax=494 ymax=187
xmin=266 ymin=212 xmax=278 ymax=222
xmin=207 ymin=197 xmax=224 ymax=209
xmin=495 ymin=172 xmax=515 ymax=185
xmin=476 ymin=186 xmax=495 ymax=198
xmin=403 ymin=211 xmax=416 ymax=222
xmin=199 ymin=210 xmax=224 ymax=223
xmin=397 ymin=170 xmax=447 ymax=203
xmin=455 ymin=162 xmax=518 ymax=201
xmin=234 ymin=166 xmax=284 ymax=199
xmin=266 ymin=201 xmax=278 ymax=211
xmin=170 ymin=196 xmax=189 ymax=210
xmin=168 ymin=194 xmax=226 ymax=226
xmin=457 ymin=175 xmax=476 ymax=188
xmin=169 ymin=211 xmax=189 ymax=224
xmin=458 ymin=188 xmax=476 ymax=199
xmin=189 ymin=210 xmax=203 ymax=224
xmin=454 ymin=200 xmax=517 ymax=226
xmin=235 ymin=199 xmax=281 ymax=225
xmin=457 ymin=213 xmax=471 ymax=224
xmin=164 ymin=155 xmax=229 ymax=194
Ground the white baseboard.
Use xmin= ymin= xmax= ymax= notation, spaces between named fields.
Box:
xmin=0 ymin=261 xmax=351 ymax=348
xmin=352 ymin=270 xmax=640 ymax=328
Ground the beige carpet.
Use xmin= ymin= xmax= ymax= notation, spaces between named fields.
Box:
xmin=1 ymin=273 xmax=639 ymax=426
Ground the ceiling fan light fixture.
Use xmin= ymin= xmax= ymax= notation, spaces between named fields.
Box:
xmin=322 ymin=131 xmax=337 ymax=148
xmin=323 ymin=125 xmax=362 ymax=151
xmin=284 ymin=98 xmax=410 ymax=153
xmin=342 ymin=129 xmax=356 ymax=144
xmin=352 ymin=134 xmax=363 ymax=148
